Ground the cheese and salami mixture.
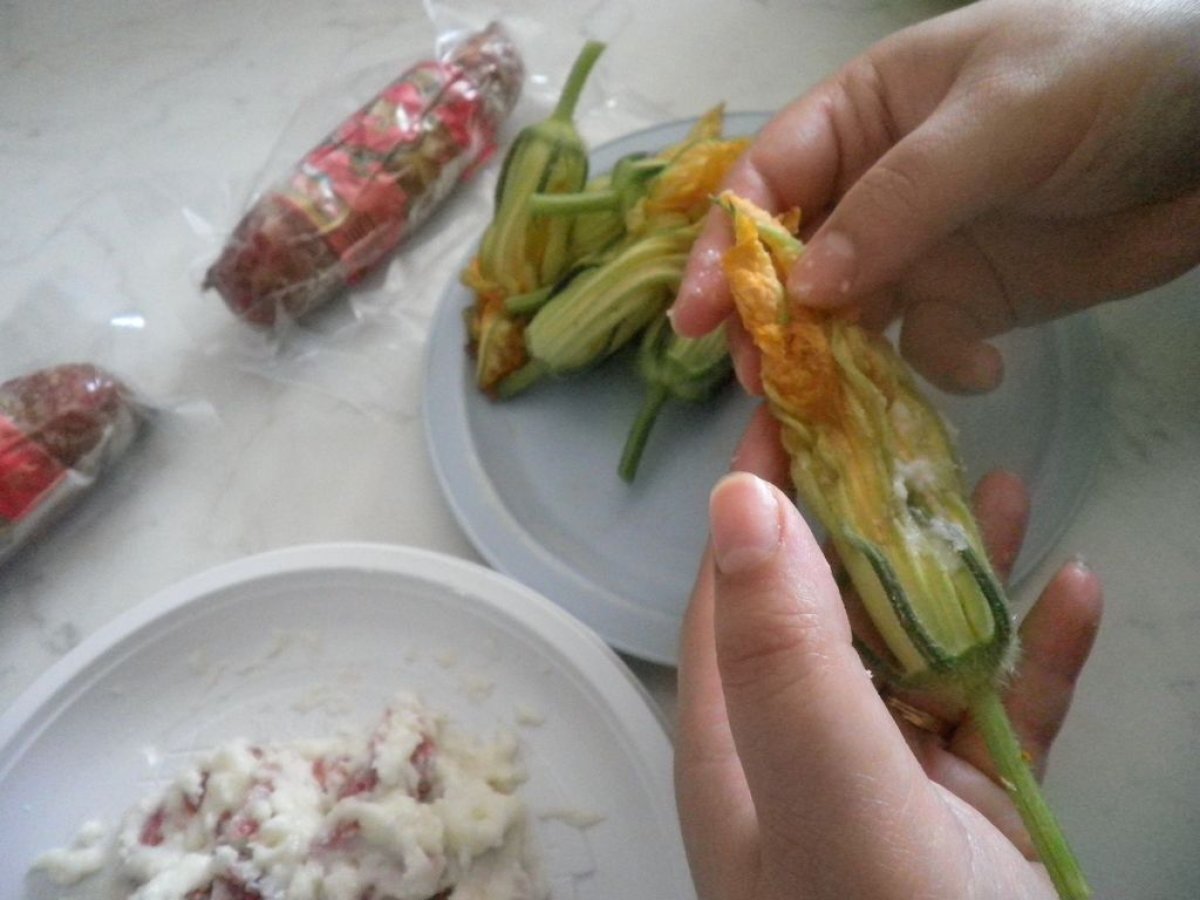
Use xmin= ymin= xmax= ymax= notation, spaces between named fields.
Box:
xmin=34 ymin=695 xmax=546 ymax=900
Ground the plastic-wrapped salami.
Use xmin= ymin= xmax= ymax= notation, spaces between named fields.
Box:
xmin=204 ymin=23 xmax=525 ymax=326
xmin=0 ymin=364 xmax=147 ymax=565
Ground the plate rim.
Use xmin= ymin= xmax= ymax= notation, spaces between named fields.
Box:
xmin=0 ymin=541 xmax=694 ymax=895
xmin=0 ymin=541 xmax=672 ymax=763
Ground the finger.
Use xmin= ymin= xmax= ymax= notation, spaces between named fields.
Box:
xmin=671 ymin=83 xmax=847 ymax=337
xmin=885 ymin=232 xmax=1019 ymax=392
xmin=674 ymin=548 xmax=759 ymax=899
xmin=672 ymin=423 xmax=797 ymax=895
xmin=672 ymin=152 xmax=781 ymax=337
xmin=951 ymin=559 xmax=1104 ymax=780
xmin=971 ymin=191 xmax=1200 ymax=320
xmin=708 ymin=472 xmax=958 ymax=894
xmin=672 ymin=209 xmax=738 ymax=338
xmin=925 ymin=755 xmax=1038 ymax=859
xmin=852 ymin=287 xmax=902 ymax=334
xmin=1005 ymin=560 xmax=1104 ymax=776
xmin=786 ymin=87 xmax=1063 ymax=311
xmin=970 ymin=469 xmax=1031 ymax=584
xmin=900 ymin=300 xmax=1005 ymax=394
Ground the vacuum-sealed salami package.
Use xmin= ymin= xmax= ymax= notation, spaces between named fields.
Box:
xmin=0 ymin=276 xmax=230 ymax=572
xmin=183 ymin=8 xmax=628 ymax=417
xmin=0 ymin=364 xmax=148 ymax=565
xmin=204 ymin=22 xmax=525 ymax=326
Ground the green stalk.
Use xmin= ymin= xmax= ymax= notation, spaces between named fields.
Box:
xmin=530 ymin=190 xmax=619 ymax=216
xmin=551 ymin=40 xmax=605 ymax=123
xmin=531 ymin=158 xmax=667 ymax=217
xmin=969 ymin=686 xmax=1091 ymax=899
xmin=618 ymin=383 xmax=669 ymax=482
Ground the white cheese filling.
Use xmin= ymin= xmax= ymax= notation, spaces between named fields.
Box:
xmin=33 ymin=694 xmax=545 ymax=900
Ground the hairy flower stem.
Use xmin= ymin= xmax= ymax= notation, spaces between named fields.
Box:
xmin=969 ymin=686 xmax=1091 ymax=899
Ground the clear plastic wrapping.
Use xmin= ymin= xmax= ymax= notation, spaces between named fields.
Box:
xmin=203 ymin=22 xmax=525 ymax=327
xmin=178 ymin=1 xmax=652 ymax=416
xmin=0 ymin=363 xmax=148 ymax=566
xmin=0 ymin=278 xmax=223 ymax=571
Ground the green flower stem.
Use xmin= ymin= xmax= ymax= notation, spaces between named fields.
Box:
xmin=530 ymin=190 xmax=618 ymax=216
xmin=618 ymin=383 xmax=669 ymax=482
xmin=551 ymin=40 xmax=605 ymax=122
xmin=969 ymin=686 xmax=1091 ymax=899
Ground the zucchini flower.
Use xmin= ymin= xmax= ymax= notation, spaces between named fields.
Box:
xmin=495 ymin=111 xmax=749 ymax=399
xmin=498 ymin=225 xmax=697 ymax=396
xmin=720 ymin=192 xmax=1011 ymax=693
xmin=463 ymin=40 xmax=605 ymax=394
xmin=632 ymin=130 xmax=750 ymax=229
xmin=718 ymin=191 xmax=1090 ymax=900
xmin=527 ymin=104 xmax=751 ymax=245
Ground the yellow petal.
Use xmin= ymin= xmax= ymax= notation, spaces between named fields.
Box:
xmin=643 ymin=138 xmax=751 ymax=222
xmin=658 ymin=103 xmax=727 ymax=159
xmin=722 ymin=199 xmax=842 ymax=426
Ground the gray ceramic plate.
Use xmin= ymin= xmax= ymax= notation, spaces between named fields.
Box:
xmin=4 ymin=545 xmax=690 ymax=899
xmin=423 ymin=113 xmax=1106 ymax=665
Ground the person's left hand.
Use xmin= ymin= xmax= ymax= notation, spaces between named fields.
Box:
xmin=674 ymin=410 xmax=1103 ymax=899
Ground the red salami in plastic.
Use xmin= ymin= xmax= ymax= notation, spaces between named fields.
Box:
xmin=0 ymin=364 xmax=146 ymax=563
xmin=205 ymin=23 xmax=525 ymax=326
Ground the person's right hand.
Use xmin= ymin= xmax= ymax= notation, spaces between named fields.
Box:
xmin=672 ymin=0 xmax=1200 ymax=394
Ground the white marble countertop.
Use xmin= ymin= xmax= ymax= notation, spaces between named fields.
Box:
xmin=2 ymin=1 xmax=1198 ymax=896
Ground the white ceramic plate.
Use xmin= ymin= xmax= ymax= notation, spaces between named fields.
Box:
xmin=0 ymin=544 xmax=693 ymax=900
xmin=423 ymin=113 xmax=1106 ymax=665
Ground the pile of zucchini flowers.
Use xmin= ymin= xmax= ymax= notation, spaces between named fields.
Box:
xmin=462 ymin=41 xmax=747 ymax=481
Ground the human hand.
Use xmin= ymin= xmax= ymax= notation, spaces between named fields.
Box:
xmin=672 ymin=0 xmax=1200 ymax=394
xmin=674 ymin=433 xmax=1103 ymax=899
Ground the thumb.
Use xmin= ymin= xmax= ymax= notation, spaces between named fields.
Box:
xmin=708 ymin=472 xmax=953 ymax=890
xmin=786 ymin=93 xmax=1044 ymax=310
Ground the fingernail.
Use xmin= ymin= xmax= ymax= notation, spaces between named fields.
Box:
xmin=709 ymin=473 xmax=782 ymax=574
xmin=788 ymin=230 xmax=855 ymax=305
xmin=1069 ymin=553 xmax=1091 ymax=575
